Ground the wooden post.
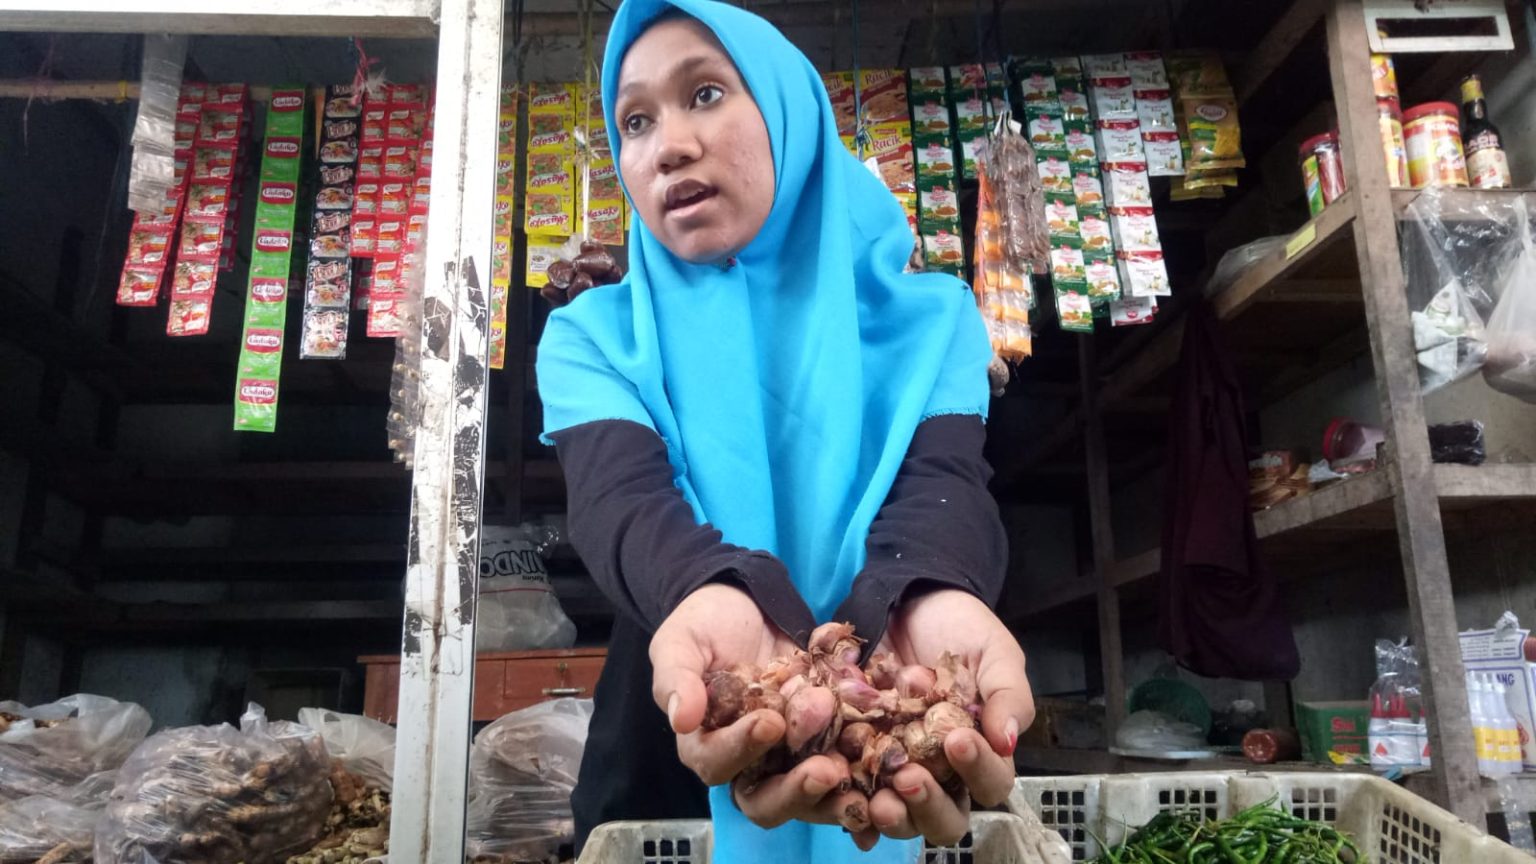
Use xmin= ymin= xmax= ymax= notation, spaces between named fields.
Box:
xmin=1078 ymin=338 xmax=1126 ymax=738
xmin=1326 ymin=0 xmax=1481 ymax=824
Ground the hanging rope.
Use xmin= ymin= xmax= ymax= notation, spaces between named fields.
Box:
xmin=851 ymin=0 xmax=867 ymax=159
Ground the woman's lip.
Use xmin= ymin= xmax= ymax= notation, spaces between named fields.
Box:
xmin=664 ymin=188 xmax=718 ymax=219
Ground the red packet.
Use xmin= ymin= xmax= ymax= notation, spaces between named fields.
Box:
xmin=379 ymin=181 xmax=410 ymax=216
xmin=117 ymin=265 xmax=164 ymax=307
xmin=126 ymin=224 xmax=174 ymax=267
xmin=178 ymin=220 xmax=224 ymax=262
xmin=358 ymin=146 xmax=384 ymax=180
xmin=375 ymin=218 xmax=406 ymax=255
xmin=370 ymin=255 xmax=403 ymax=299
xmin=350 ymin=218 xmax=377 ymax=257
xmin=167 ymin=299 xmax=212 ymax=336
xmin=366 ymin=298 xmax=405 ymax=338
xmin=184 ymin=180 xmax=234 ymax=222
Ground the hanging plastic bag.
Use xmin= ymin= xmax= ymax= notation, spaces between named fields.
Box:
xmin=1401 ymin=186 xmax=1526 ymax=393
xmin=476 ymin=523 xmax=577 ymax=652
xmin=295 ymin=708 xmax=395 ymax=792
xmin=95 ymin=704 xmax=331 ymax=864
xmin=1482 ymin=198 xmax=1536 ymax=402
xmin=464 ymin=698 xmax=593 ymax=862
xmin=0 ymin=694 xmax=151 ymax=802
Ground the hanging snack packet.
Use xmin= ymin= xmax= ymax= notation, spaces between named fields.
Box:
xmin=301 ymin=83 xmax=363 ymax=359
xmin=490 ymin=86 xmax=519 ymax=371
xmin=233 ymin=86 xmax=307 ymax=432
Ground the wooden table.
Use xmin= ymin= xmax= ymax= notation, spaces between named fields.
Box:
xmin=359 ymin=647 xmax=606 ymax=723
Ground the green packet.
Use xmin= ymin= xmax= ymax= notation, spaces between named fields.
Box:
xmin=1053 ymin=279 xmax=1094 ymax=333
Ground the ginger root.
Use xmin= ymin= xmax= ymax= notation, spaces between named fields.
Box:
xmin=702 ymin=622 xmax=981 ymax=795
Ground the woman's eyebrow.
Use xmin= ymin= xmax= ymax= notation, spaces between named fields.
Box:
xmin=617 ymin=54 xmax=725 ymax=101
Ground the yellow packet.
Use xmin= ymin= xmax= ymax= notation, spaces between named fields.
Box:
xmin=528 ymin=82 xmax=578 ymax=119
xmin=582 ymin=199 xmax=627 ymax=247
xmin=525 ymin=237 xmax=567 ymax=288
xmin=526 ymin=192 xmax=576 ymax=236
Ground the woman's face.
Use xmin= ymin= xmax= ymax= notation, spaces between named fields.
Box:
xmin=613 ymin=16 xmax=775 ymax=265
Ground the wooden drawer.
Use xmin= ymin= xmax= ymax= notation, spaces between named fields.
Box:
xmin=360 ymin=648 xmax=606 ymax=724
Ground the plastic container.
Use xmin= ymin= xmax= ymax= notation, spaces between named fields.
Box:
xmin=1011 ymin=771 xmax=1531 ymax=862
xmin=1404 ymin=102 xmax=1469 ymax=189
xmin=576 ymin=812 xmax=1035 ymax=863
xmin=1378 ymin=98 xmax=1410 ymax=188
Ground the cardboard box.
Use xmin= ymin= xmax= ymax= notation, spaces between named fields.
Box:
xmin=1461 ymin=623 xmax=1536 ymax=768
xmin=1295 ymin=700 xmax=1371 ymax=763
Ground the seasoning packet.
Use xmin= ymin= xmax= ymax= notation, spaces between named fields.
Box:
xmin=861 ymin=122 xmax=916 ymax=193
xmin=234 ymin=86 xmax=307 ymax=432
xmin=301 ymin=83 xmax=362 ymax=359
xmin=908 ymin=66 xmax=947 ymax=99
xmin=1055 ymin=284 xmax=1094 ymax=333
xmin=1118 ymin=249 xmax=1170 ymax=297
xmin=489 ymin=86 xmax=519 ymax=371
xmin=858 ymin=69 xmax=909 ymax=126
xmin=1110 ymin=296 xmax=1156 ymax=326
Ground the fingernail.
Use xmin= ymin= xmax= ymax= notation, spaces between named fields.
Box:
xmin=897 ymin=783 xmax=928 ymax=803
xmin=666 ymin=692 xmax=680 ymax=727
xmin=1005 ymin=718 xmax=1020 ymax=756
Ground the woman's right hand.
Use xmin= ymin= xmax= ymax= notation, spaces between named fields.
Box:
xmin=650 ymin=584 xmax=878 ymax=843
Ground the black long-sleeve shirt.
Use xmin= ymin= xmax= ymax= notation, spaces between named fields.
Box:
xmin=549 ymin=413 xmax=1007 ymax=648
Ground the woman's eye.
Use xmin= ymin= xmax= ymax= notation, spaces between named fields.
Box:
xmin=622 ymin=114 xmax=651 ymax=135
xmin=692 ymin=84 xmax=724 ymax=108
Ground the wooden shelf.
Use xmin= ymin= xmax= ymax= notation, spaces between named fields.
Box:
xmin=1020 ymin=464 xmax=1536 ymax=618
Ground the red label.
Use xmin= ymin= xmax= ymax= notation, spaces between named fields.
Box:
xmin=255 ymin=230 xmax=292 ymax=253
xmin=239 ymin=380 xmax=279 ymax=403
xmin=271 ymin=92 xmax=304 ymax=112
xmin=245 ymin=328 xmax=284 ymax=353
xmin=251 ymin=278 xmax=287 ymax=303
xmin=266 ymin=137 xmax=301 ymax=158
xmin=259 ymin=182 xmax=297 ymax=205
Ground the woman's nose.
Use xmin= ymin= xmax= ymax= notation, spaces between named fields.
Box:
xmin=653 ymin=115 xmax=704 ymax=173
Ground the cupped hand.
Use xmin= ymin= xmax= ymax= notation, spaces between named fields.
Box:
xmin=650 ymin=584 xmax=868 ymax=836
xmin=865 ymin=589 xmax=1033 ymax=846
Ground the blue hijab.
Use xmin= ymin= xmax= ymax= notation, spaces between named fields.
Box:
xmin=537 ymin=1 xmax=991 ymax=859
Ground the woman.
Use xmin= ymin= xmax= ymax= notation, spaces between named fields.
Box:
xmin=536 ymin=0 xmax=1035 ymax=860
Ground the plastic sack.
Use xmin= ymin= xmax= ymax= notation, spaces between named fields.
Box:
xmin=476 ymin=524 xmax=576 ymax=652
xmin=1114 ymin=710 xmax=1207 ymax=752
xmin=96 ymin=704 xmax=331 ymax=864
xmin=464 ymin=698 xmax=593 ymax=862
xmin=1483 ymin=199 xmax=1536 ymax=402
xmin=1205 ymin=236 xmax=1287 ymax=298
xmin=0 ymin=694 xmax=151 ymax=802
xmin=295 ymin=708 xmax=395 ymax=792
xmin=0 ymin=771 xmax=116 ymax=863
xmin=1401 ymin=186 xmax=1528 ymax=393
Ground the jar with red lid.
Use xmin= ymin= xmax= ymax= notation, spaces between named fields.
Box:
xmin=1404 ymin=101 xmax=1469 ymax=188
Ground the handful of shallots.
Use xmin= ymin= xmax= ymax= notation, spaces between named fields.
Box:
xmin=702 ymin=622 xmax=980 ymax=796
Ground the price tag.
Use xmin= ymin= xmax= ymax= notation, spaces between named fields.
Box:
xmin=1285 ymin=223 xmax=1317 ymax=260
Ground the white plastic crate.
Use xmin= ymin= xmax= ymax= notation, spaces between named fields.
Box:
xmin=576 ymin=812 xmax=1036 ymax=863
xmin=1010 ymin=770 xmax=1532 ymax=862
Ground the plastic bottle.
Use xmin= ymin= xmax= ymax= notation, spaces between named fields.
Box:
xmin=1416 ymin=707 xmax=1432 ymax=768
xmin=1472 ymin=673 xmax=1499 ymax=777
xmin=1493 ymin=677 xmax=1522 ymax=775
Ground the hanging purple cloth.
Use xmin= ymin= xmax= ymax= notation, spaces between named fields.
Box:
xmin=1157 ymin=301 xmax=1299 ymax=680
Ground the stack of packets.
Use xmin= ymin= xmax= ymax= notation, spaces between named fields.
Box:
xmin=117 ymin=84 xmax=195 ymax=309
xmin=173 ymin=84 xmax=254 ymax=335
xmin=524 ymin=82 xmax=627 ymax=290
xmin=233 ymin=87 xmax=308 ymax=433
xmin=119 ymin=83 xmax=252 ymax=334
xmin=829 ymin=70 xmax=918 ymax=243
xmin=947 ymin=63 xmax=1007 ymax=181
xmin=351 ymin=84 xmax=432 ymax=338
xmin=1167 ymin=53 xmax=1245 ymax=199
xmin=1086 ymin=53 xmax=1172 ymax=325
xmin=1014 ymin=56 xmax=1106 ymax=332
xmin=490 ymin=87 xmax=518 ymax=370
xmin=300 ymin=84 xmax=364 ymax=359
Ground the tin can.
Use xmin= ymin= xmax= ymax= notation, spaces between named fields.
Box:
xmin=1299 ymin=132 xmax=1345 ymax=214
xmin=1371 ymin=30 xmax=1399 ymax=101
xmin=1377 ymin=99 xmax=1409 ymax=188
xmin=1403 ymin=101 xmax=1468 ymax=188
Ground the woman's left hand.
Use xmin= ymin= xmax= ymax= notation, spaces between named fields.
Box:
xmin=863 ymin=589 xmax=1034 ymax=847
